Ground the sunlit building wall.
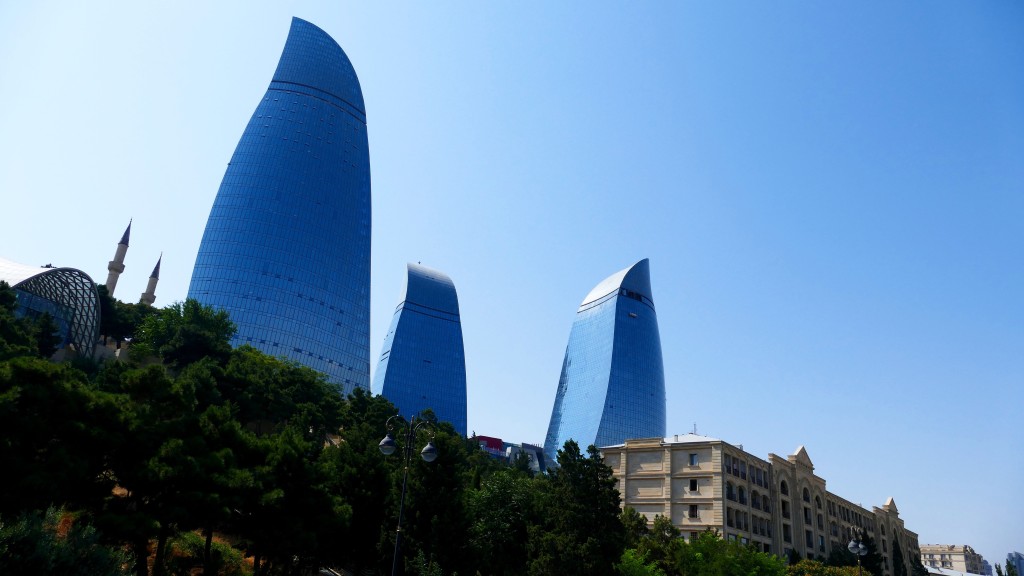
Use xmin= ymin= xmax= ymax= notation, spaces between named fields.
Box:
xmin=544 ymin=259 xmax=666 ymax=461
xmin=920 ymin=545 xmax=986 ymax=574
xmin=188 ymin=18 xmax=371 ymax=395
xmin=603 ymin=436 xmax=922 ymax=576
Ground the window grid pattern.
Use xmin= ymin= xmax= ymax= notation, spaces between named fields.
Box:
xmin=9 ymin=267 xmax=100 ymax=354
xmin=544 ymin=259 xmax=666 ymax=460
xmin=372 ymin=264 xmax=467 ymax=435
xmin=188 ymin=18 xmax=371 ymax=396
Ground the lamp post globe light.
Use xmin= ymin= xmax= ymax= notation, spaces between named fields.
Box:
xmin=848 ymin=537 xmax=868 ymax=576
xmin=379 ymin=415 xmax=437 ymax=576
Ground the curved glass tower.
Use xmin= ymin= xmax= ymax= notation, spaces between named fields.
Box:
xmin=373 ymin=263 xmax=467 ymax=436
xmin=188 ymin=18 xmax=370 ymax=395
xmin=544 ymin=259 xmax=666 ymax=460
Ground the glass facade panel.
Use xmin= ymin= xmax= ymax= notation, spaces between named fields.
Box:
xmin=372 ymin=264 xmax=467 ymax=435
xmin=544 ymin=259 xmax=666 ymax=460
xmin=0 ymin=257 xmax=100 ymax=355
xmin=188 ymin=18 xmax=371 ymax=396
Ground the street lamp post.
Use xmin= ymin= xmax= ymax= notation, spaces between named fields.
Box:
xmin=848 ymin=537 xmax=868 ymax=576
xmin=379 ymin=415 xmax=437 ymax=576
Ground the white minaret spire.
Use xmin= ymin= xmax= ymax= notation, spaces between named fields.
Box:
xmin=140 ymin=253 xmax=161 ymax=306
xmin=105 ymin=219 xmax=131 ymax=295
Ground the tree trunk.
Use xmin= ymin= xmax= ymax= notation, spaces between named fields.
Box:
xmin=203 ymin=527 xmax=214 ymax=574
xmin=253 ymin=552 xmax=261 ymax=576
xmin=132 ymin=538 xmax=149 ymax=576
xmin=153 ymin=522 xmax=170 ymax=576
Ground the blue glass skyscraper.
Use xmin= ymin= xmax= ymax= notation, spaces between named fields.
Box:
xmin=188 ymin=18 xmax=370 ymax=396
xmin=373 ymin=263 xmax=467 ymax=436
xmin=544 ymin=259 xmax=666 ymax=460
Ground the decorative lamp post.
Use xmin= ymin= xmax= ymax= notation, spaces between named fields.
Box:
xmin=848 ymin=537 xmax=868 ymax=576
xmin=379 ymin=415 xmax=436 ymax=576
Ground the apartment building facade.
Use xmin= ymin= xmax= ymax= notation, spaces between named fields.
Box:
xmin=602 ymin=434 xmax=922 ymax=576
xmin=920 ymin=544 xmax=985 ymax=574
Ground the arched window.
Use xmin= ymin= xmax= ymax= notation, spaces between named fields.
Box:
xmin=739 ymin=486 xmax=747 ymax=505
xmin=727 ymin=481 xmax=736 ymax=501
xmin=780 ymin=480 xmax=789 ymax=496
xmin=803 ymin=487 xmax=811 ymax=503
xmin=815 ymin=496 xmax=822 ymax=509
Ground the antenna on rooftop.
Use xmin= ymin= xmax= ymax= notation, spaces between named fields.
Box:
xmin=692 ymin=422 xmax=698 ymax=435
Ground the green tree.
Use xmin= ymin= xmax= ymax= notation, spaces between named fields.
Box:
xmin=527 ymin=440 xmax=625 ymax=576
xmin=891 ymin=535 xmax=907 ymax=576
xmin=165 ymin=530 xmax=250 ymax=576
xmin=97 ymin=284 xmax=160 ymax=347
xmin=131 ymin=299 xmax=234 ymax=370
xmin=858 ymin=532 xmax=884 ymax=576
xmin=637 ymin=515 xmax=683 ymax=575
xmin=391 ymin=415 xmax=474 ymax=576
xmin=621 ymin=507 xmax=650 ymax=549
xmin=322 ymin=388 xmax=399 ymax=574
xmin=211 ymin=346 xmax=348 ymax=575
xmin=30 ymin=312 xmax=62 ymax=358
xmin=788 ymin=559 xmax=861 ymax=576
xmin=0 ymin=281 xmax=40 ymax=360
xmin=674 ymin=529 xmax=786 ymax=576
xmin=826 ymin=546 xmax=856 ymax=568
xmin=0 ymin=507 xmax=129 ymax=576
xmin=99 ymin=364 xmax=196 ymax=576
xmin=238 ymin=426 xmax=350 ymax=575
xmin=511 ymin=447 xmax=536 ymax=477
xmin=910 ymin=555 xmax=928 ymax=576
xmin=996 ymin=561 xmax=1020 ymax=576
xmin=469 ymin=469 xmax=542 ymax=575
xmin=0 ymin=357 xmax=122 ymax=516
xmin=617 ymin=548 xmax=667 ymax=576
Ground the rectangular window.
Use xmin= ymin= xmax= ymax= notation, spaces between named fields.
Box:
xmin=783 ymin=525 xmax=792 ymax=543
xmin=689 ymin=453 xmax=698 ymax=466
xmin=689 ymin=479 xmax=698 ymax=492
xmin=689 ymin=505 xmax=699 ymax=519
xmin=806 ymin=530 xmax=813 ymax=548
xmin=690 ymin=532 xmax=699 ymax=542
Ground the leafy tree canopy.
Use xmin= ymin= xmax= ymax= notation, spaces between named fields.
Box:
xmin=0 ymin=507 xmax=129 ymax=576
xmin=131 ymin=299 xmax=235 ymax=369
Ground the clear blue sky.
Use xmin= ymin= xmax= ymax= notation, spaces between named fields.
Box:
xmin=2 ymin=1 xmax=1021 ymax=564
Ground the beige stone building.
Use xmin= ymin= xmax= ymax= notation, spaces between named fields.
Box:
xmin=602 ymin=434 xmax=922 ymax=576
xmin=920 ymin=544 xmax=985 ymax=574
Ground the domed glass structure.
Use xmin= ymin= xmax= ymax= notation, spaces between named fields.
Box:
xmin=0 ymin=257 xmax=100 ymax=356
